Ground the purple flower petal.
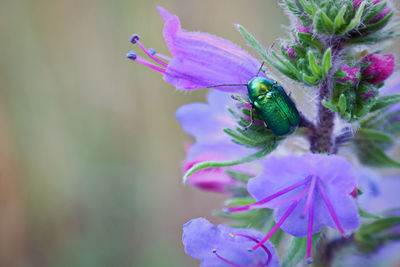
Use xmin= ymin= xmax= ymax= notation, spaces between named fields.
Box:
xmin=182 ymin=218 xmax=280 ymax=267
xmin=156 ymin=6 xmax=263 ymax=93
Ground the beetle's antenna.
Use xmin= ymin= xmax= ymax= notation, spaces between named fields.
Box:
xmin=256 ymin=61 xmax=265 ymax=77
xmin=207 ymin=84 xmax=247 ymax=88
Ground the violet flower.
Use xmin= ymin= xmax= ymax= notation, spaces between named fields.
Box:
xmin=183 ymin=218 xmax=279 ymax=267
xmin=337 ymin=65 xmax=360 ymax=86
xmin=361 ymin=54 xmax=395 ymax=85
xmin=127 ymin=6 xmax=265 ymax=93
xmin=228 ymin=154 xmax=359 ymax=261
xmin=176 ymin=90 xmax=257 ymax=193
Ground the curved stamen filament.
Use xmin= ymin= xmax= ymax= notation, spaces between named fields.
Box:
xmin=306 ymin=184 xmax=315 ymax=260
xmin=265 ymin=182 xmax=312 ymax=208
xmin=301 ymin=176 xmax=317 ymax=217
xmin=127 ymin=52 xmax=166 ymax=74
xmin=317 ymin=179 xmax=346 ymax=235
xmin=234 ymin=234 xmax=272 ymax=266
xmin=149 ymin=48 xmax=172 ymax=62
xmin=229 ymin=176 xmax=311 ymax=213
xmin=134 ymin=40 xmax=169 ymax=68
xmin=212 ymin=249 xmax=247 ymax=267
xmin=253 ymin=200 xmax=300 ymax=250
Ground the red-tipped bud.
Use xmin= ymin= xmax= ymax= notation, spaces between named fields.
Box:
xmin=353 ymin=0 xmax=392 ymax=24
xmin=285 ymin=45 xmax=297 ymax=60
xmin=337 ymin=65 xmax=360 ymax=86
xmin=361 ymin=54 xmax=395 ymax=85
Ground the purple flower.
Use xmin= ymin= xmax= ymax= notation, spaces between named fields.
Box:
xmin=285 ymin=45 xmax=297 ymax=60
xmin=362 ymin=54 xmax=395 ymax=85
xmin=182 ymin=218 xmax=279 ymax=267
xmin=176 ymin=90 xmax=257 ymax=193
xmin=337 ymin=65 xmax=360 ymax=86
xmin=228 ymin=154 xmax=359 ymax=261
xmin=127 ymin=6 xmax=264 ymax=93
xmin=297 ymin=25 xmax=313 ymax=34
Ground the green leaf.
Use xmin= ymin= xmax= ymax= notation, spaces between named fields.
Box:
xmin=333 ymin=5 xmax=347 ymax=33
xmin=297 ymin=33 xmax=323 ymax=51
xmin=358 ymin=207 xmax=381 ymax=219
xmin=370 ymin=94 xmax=400 ymax=112
xmin=321 ymin=99 xmax=338 ymax=112
xmin=225 ymin=170 xmax=254 ymax=183
xmin=298 ymin=0 xmax=317 ymax=16
xmin=270 ymin=50 xmax=302 ymax=80
xmin=364 ymin=11 xmax=393 ymax=32
xmin=356 ymin=128 xmax=393 ymax=143
xmin=338 ymin=94 xmax=347 ymax=115
xmin=321 ymin=48 xmax=332 ymax=77
xmin=314 ymin=10 xmax=334 ymax=34
xmin=355 ymin=140 xmax=400 ymax=168
xmin=224 ymin=197 xmax=255 ymax=207
xmin=308 ymin=50 xmax=321 ymax=78
xmin=358 ymin=216 xmax=400 ymax=235
xmin=183 ymin=146 xmax=277 ymax=183
xmin=302 ymin=73 xmax=319 ymax=85
xmin=343 ymin=1 xmax=366 ymax=33
xmin=334 ymin=69 xmax=348 ymax=79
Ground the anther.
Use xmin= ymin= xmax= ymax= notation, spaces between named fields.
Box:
xmin=126 ymin=51 xmax=137 ymax=60
xmin=130 ymin=34 xmax=140 ymax=44
xmin=148 ymin=48 xmax=156 ymax=56
xmin=306 ymin=257 xmax=313 ymax=264
xmin=212 ymin=249 xmax=217 ymax=253
xmin=222 ymin=207 xmax=231 ymax=215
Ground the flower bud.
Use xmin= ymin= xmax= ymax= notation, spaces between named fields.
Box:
xmin=337 ymin=65 xmax=360 ymax=86
xmin=285 ymin=45 xmax=297 ymax=60
xmin=297 ymin=25 xmax=313 ymax=34
xmin=361 ymin=54 xmax=395 ymax=85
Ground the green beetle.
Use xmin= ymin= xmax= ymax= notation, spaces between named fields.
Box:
xmin=246 ymin=76 xmax=300 ymax=136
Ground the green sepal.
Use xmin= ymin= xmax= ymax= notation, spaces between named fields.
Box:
xmin=298 ymin=0 xmax=317 ymax=16
xmin=358 ymin=207 xmax=381 ymax=220
xmin=354 ymin=140 xmax=400 ymax=168
xmin=314 ymin=9 xmax=334 ymax=34
xmin=302 ymin=73 xmax=320 ymax=86
xmin=321 ymin=99 xmax=338 ymax=112
xmin=182 ymin=145 xmax=277 ymax=183
xmin=308 ymin=50 xmax=322 ymax=78
xmin=333 ymin=5 xmax=347 ymax=34
xmin=343 ymin=1 xmax=366 ymax=33
xmin=321 ymin=48 xmax=332 ymax=78
xmin=271 ymin=50 xmax=302 ymax=80
xmin=334 ymin=69 xmax=348 ymax=79
xmin=225 ymin=170 xmax=254 ymax=183
xmin=224 ymin=197 xmax=255 ymax=207
xmin=284 ymin=0 xmax=312 ymax=25
xmin=356 ymin=128 xmax=393 ymax=143
xmin=282 ymin=234 xmax=321 ymax=267
xmin=370 ymin=94 xmax=400 ymax=112
xmin=363 ymin=1 xmax=387 ymax=23
xmin=338 ymin=94 xmax=347 ymax=115
xmin=297 ymin=33 xmax=323 ymax=51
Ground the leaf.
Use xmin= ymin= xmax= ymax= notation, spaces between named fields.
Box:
xmin=356 ymin=128 xmax=393 ymax=143
xmin=321 ymin=48 xmax=332 ymax=77
xmin=338 ymin=94 xmax=347 ymax=115
xmin=314 ymin=10 xmax=333 ymax=34
xmin=364 ymin=11 xmax=393 ymax=32
xmin=355 ymin=140 xmax=400 ymax=168
xmin=333 ymin=5 xmax=347 ymax=33
xmin=370 ymin=94 xmax=400 ymax=112
xmin=225 ymin=170 xmax=254 ymax=183
xmin=343 ymin=1 xmax=366 ymax=33
xmin=224 ymin=197 xmax=255 ymax=207
xmin=282 ymin=234 xmax=321 ymax=267
xmin=302 ymin=73 xmax=319 ymax=85
xmin=297 ymin=33 xmax=323 ymax=51
xmin=358 ymin=207 xmax=381 ymax=219
xmin=358 ymin=216 xmax=400 ymax=235
xmin=298 ymin=0 xmax=317 ymax=16
xmin=308 ymin=50 xmax=321 ymax=78
xmin=321 ymin=99 xmax=338 ymax=112
xmin=183 ymin=145 xmax=277 ymax=183
xmin=363 ymin=1 xmax=387 ymax=23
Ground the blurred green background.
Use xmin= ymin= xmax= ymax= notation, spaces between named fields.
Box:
xmin=0 ymin=0 xmax=398 ymax=266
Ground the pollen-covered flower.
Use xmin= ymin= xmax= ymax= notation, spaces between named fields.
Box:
xmin=127 ymin=6 xmax=264 ymax=93
xmin=229 ymin=154 xmax=359 ymax=261
xmin=361 ymin=54 xmax=395 ymax=85
xmin=177 ymin=90 xmax=257 ymax=193
xmin=183 ymin=218 xmax=279 ymax=267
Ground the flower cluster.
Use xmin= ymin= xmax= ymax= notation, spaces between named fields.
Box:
xmin=128 ymin=1 xmax=400 ymax=266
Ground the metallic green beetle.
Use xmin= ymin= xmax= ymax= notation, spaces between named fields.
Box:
xmin=246 ymin=76 xmax=300 ymax=136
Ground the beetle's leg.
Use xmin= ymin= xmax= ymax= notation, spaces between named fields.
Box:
xmin=231 ymin=94 xmax=250 ymax=104
xmin=244 ymin=107 xmax=255 ymax=131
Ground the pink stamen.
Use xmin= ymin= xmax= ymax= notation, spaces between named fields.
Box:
xmin=306 ymin=185 xmax=315 ymax=260
xmin=301 ymin=176 xmax=317 ymax=217
xmin=234 ymin=234 xmax=272 ymax=266
xmin=252 ymin=200 xmax=300 ymax=250
xmin=212 ymin=249 xmax=247 ymax=267
xmin=151 ymin=49 xmax=172 ymax=62
xmin=266 ymin=183 xmax=312 ymax=208
xmin=130 ymin=34 xmax=168 ymax=68
xmin=317 ymin=180 xmax=346 ymax=235
xmin=229 ymin=176 xmax=311 ymax=213
xmin=127 ymin=52 xmax=166 ymax=74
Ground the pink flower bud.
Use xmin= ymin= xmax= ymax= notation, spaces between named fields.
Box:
xmin=337 ymin=65 xmax=360 ymax=85
xmin=361 ymin=54 xmax=395 ymax=85
xmin=285 ymin=45 xmax=297 ymax=60
xmin=297 ymin=25 xmax=313 ymax=34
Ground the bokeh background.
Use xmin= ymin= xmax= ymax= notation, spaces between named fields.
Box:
xmin=0 ymin=0 xmax=399 ymax=266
